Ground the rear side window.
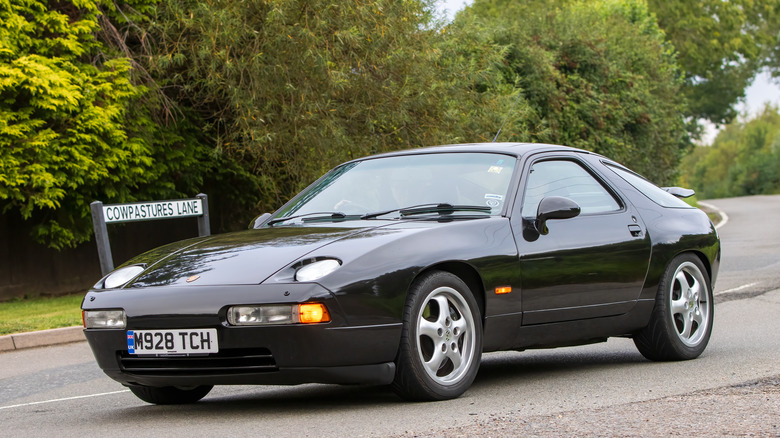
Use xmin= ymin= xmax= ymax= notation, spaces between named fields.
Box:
xmin=522 ymin=160 xmax=621 ymax=217
xmin=605 ymin=163 xmax=692 ymax=208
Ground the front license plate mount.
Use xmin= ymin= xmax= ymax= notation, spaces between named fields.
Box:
xmin=127 ymin=329 xmax=219 ymax=355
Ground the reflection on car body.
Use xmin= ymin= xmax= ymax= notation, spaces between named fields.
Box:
xmin=82 ymin=143 xmax=720 ymax=404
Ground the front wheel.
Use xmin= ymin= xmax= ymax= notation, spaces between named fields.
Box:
xmin=392 ymin=271 xmax=483 ymax=401
xmin=634 ymin=254 xmax=713 ymax=361
xmin=128 ymin=385 xmax=213 ymax=405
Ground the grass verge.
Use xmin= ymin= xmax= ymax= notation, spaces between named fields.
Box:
xmin=0 ymin=294 xmax=84 ymax=336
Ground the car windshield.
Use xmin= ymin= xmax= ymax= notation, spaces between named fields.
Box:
xmin=272 ymin=152 xmax=517 ymax=222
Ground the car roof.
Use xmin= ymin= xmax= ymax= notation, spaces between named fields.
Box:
xmin=353 ymin=143 xmax=600 ymax=162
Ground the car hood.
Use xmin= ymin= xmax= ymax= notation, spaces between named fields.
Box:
xmin=123 ymin=224 xmax=397 ymax=288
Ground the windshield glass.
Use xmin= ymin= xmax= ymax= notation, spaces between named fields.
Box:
xmin=273 ymin=152 xmax=517 ymax=220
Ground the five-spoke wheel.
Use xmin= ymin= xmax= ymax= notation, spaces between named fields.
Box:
xmin=634 ymin=254 xmax=714 ymax=361
xmin=392 ymin=271 xmax=482 ymax=400
xmin=416 ymin=287 xmax=477 ymax=385
xmin=668 ymin=261 xmax=711 ymax=347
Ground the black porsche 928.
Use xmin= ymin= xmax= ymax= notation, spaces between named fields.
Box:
xmin=82 ymin=143 xmax=720 ymax=404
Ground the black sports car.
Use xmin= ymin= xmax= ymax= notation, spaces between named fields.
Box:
xmin=82 ymin=143 xmax=720 ymax=404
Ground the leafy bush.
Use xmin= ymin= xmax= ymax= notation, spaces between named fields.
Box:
xmin=1 ymin=0 xmax=692 ymax=250
xmin=0 ymin=0 xmax=251 ymax=248
xmin=140 ymin=0 xmax=515 ymax=211
xmin=681 ymin=105 xmax=780 ymax=199
xmin=461 ymin=0 xmax=689 ymax=183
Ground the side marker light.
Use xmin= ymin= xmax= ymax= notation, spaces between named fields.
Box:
xmin=495 ymin=286 xmax=512 ymax=295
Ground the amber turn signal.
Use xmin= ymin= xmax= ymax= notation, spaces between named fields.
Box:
xmin=298 ymin=303 xmax=331 ymax=324
xmin=495 ymin=286 xmax=512 ymax=294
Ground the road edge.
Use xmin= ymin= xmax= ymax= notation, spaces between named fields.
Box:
xmin=0 ymin=326 xmax=85 ymax=353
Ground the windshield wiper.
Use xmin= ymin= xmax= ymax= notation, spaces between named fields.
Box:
xmin=272 ymin=204 xmax=494 ymax=225
xmin=401 ymin=203 xmax=492 ymax=216
xmin=361 ymin=203 xmax=492 ymax=220
xmin=302 ymin=213 xmax=363 ymax=223
xmin=267 ymin=211 xmax=349 ymax=226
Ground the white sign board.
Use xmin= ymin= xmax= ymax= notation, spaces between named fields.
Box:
xmin=102 ymin=198 xmax=203 ymax=223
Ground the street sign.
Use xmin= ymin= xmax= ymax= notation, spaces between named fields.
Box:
xmin=91 ymin=194 xmax=210 ymax=276
xmin=102 ymin=198 xmax=203 ymax=223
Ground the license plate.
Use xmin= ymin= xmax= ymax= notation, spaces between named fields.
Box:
xmin=127 ymin=329 xmax=218 ymax=355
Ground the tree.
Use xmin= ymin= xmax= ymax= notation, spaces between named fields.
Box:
xmin=681 ymin=105 xmax=780 ymax=199
xmin=136 ymin=0 xmax=516 ymax=211
xmin=0 ymin=0 xmax=242 ymax=248
xmin=470 ymin=0 xmax=780 ymax=130
xmin=0 ymin=0 xmax=698 ymax=249
xmin=461 ymin=0 xmax=688 ymax=183
xmin=0 ymin=0 xmax=521 ymax=248
xmin=646 ymin=0 xmax=780 ymax=125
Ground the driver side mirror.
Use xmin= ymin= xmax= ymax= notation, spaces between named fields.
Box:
xmin=523 ymin=196 xmax=581 ymax=241
xmin=249 ymin=213 xmax=271 ymax=229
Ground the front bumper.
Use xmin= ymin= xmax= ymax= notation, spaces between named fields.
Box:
xmin=82 ymin=283 xmax=402 ymax=387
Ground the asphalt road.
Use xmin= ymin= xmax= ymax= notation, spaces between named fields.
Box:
xmin=1 ymin=195 xmax=778 ymax=437
xmin=704 ymin=195 xmax=780 ymax=299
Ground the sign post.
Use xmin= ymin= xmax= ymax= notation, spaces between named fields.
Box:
xmin=196 ymin=193 xmax=210 ymax=237
xmin=90 ymin=201 xmax=114 ymax=276
xmin=90 ymin=194 xmax=211 ymax=276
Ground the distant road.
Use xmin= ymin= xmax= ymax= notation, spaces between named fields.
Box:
xmin=0 ymin=195 xmax=778 ymax=437
xmin=704 ymin=195 xmax=780 ymax=300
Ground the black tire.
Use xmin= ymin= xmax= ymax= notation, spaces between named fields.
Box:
xmin=128 ymin=385 xmax=213 ymax=405
xmin=634 ymin=254 xmax=714 ymax=361
xmin=392 ymin=271 xmax=483 ymax=401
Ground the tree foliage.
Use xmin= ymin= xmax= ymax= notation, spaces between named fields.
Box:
xmin=139 ymin=0 xmax=514 ymax=211
xmin=1 ymin=0 xmax=697 ymax=249
xmin=646 ymin=0 xmax=780 ymax=125
xmin=681 ymin=105 xmax=780 ymax=199
xmin=0 ymin=0 xmax=252 ymax=248
xmin=475 ymin=0 xmax=780 ymax=129
xmin=462 ymin=0 xmax=688 ymax=183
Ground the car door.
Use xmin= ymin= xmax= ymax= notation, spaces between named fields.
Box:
xmin=510 ymin=155 xmax=651 ymax=325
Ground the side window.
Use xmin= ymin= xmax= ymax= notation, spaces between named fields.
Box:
xmin=605 ymin=163 xmax=693 ymax=209
xmin=521 ymin=160 xmax=621 ymax=217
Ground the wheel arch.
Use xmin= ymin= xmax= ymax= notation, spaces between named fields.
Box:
xmin=644 ymin=249 xmax=714 ymax=303
xmin=678 ymin=250 xmax=714 ymax=286
xmin=415 ymin=261 xmax=486 ymax=327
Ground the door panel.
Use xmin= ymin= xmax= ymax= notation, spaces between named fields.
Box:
xmin=518 ymin=213 xmax=650 ymax=324
xmin=512 ymin=158 xmax=651 ymax=325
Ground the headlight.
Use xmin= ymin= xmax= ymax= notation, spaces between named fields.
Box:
xmin=83 ymin=310 xmax=126 ymax=329
xmin=227 ymin=303 xmax=330 ymax=325
xmin=102 ymin=265 xmax=145 ymax=289
xmin=294 ymin=259 xmax=341 ymax=282
xmin=228 ymin=305 xmax=295 ymax=325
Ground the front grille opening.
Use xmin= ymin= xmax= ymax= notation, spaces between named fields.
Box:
xmin=118 ymin=348 xmax=277 ymax=375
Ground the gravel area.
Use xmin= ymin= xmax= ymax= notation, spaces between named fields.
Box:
xmin=396 ymin=375 xmax=780 ymax=437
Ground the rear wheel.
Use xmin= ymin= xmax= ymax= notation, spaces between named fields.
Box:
xmin=128 ymin=385 xmax=213 ymax=405
xmin=392 ymin=271 xmax=482 ymax=401
xmin=634 ymin=254 xmax=713 ymax=361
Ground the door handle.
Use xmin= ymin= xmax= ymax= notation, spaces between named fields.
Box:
xmin=628 ymin=224 xmax=643 ymax=237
